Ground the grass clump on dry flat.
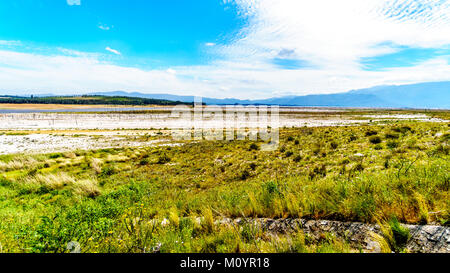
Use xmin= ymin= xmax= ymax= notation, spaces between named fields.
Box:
xmin=0 ymin=118 xmax=448 ymax=253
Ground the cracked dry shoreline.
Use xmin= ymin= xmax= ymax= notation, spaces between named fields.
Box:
xmin=216 ymin=218 xmax=450 ymax=253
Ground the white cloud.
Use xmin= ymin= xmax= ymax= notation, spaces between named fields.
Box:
xmin=0 ymin=40 xmax=21 ymax=46
xmin=0 ymin=48 xmax=449 ymax=99
xmin=98 ymin=24 xmax=111 ymax=31
xmin=0 ymin=50 xmax=191 ymax=96
xmin=67 ymin=0 xmax=81 ymax=6
xmin=166 ymin=68 xmax=177 ymax=74
xmin=205 ymin=42 xmax=216 ymax=47
xmin=105 ymin=47 xmax=121 ymax=55
xmin=224 ymin=0 xmax=450 ymax=67
xmin=2 ymin=1 xmax=450 ymax=99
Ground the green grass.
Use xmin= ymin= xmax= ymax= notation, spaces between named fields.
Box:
xmin=388 ymin=217 xmax=411 ymax=252
xmin=0 ymin=121 xmax=448 ymax=253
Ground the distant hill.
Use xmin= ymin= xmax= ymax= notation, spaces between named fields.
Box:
xmin=346 ymin=82 xmax=450 ymax=109
xmin=2 ymin=81 xmax=449 ymax=109
xmin=0 ymin=95 xmax=192 ymax=106
xmin=88 ymin=81 xmax=450 ymax=109
xmin=87 ymin=91 xmax=252 ymax=105
xmin=250 ymin=93 xmax=392 ymax=107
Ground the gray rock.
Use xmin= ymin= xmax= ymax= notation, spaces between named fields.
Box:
xmin=217 ymin=217 xmax=449 ymax=253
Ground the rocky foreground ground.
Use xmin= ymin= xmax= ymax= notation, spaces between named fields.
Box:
xmin=217 ymin=218 xmax=449 ymax=253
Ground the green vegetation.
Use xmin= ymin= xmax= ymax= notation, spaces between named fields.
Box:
xmin=388 ymin=217 xmax=411 ymax=252
xmin=0 ymin=95 xmax=192 ymax=106
xmin=0 ymin=121 xmax=448 ymax=253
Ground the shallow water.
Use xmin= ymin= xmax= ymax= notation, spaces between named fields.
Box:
xmin=0 ymin=110 xmax=444 ymax=155
xmin=0 ymin=112 xmax=366 ymax=130
xmin=0 ymin=107 xmax=166 ymax=114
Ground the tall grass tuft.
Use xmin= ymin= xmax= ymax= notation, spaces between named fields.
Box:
xmin=73 ymin=179 xmax=101 ymax=197
xmin=24 ymin=173 xmax=75 ymax=190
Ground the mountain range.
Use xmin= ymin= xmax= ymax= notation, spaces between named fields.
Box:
xmin=2 ymin=81 xmax=449 ymax=109
xmin=88 ymin=81 xmax=450 ymax=109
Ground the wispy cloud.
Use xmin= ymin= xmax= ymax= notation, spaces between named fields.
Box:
xmin=0 ymin=40 xmax=21 ymax=46
xmin=1 ymin=47 xmax=449 ymax=99
xmin=98 ymin=24 xmax=111 ymax=31
xmin=105 ymin=47 xmax=121 ymax=55
xmin=166 ymin=68 xmax=176 ymax=74
xmin=224 ymin=0 xmax=450 ymax=68
xmin=67 ymin=0 xmax=81 ymax=6
xmin=2 ymin=1 xmax=450 ymax=98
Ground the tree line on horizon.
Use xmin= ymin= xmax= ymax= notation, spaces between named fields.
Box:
xmin=0 ymin=95 xmax=193 ymax=106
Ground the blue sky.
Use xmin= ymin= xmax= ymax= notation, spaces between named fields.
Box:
xmin=0 ymin=0 xmax=244 ymax=68
xmin=0 ymin=0 xmax=450 ymax=98
xmin=362 ymin=44 xmax=450 ymax=71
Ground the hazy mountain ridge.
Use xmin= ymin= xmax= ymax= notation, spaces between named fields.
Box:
xmin=347 ymin=82 xmax=450 ymax=109
xmin=89 ymin=81 xmax=450 ymax=108
xmin=2 ymin=81 xmax=449 ymax=109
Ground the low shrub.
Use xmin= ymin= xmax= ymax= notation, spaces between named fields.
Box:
xmin=249 ymin=143 xmax=259 ymax=151
xmin=369 ymin=136 xmax=382 ymax=144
